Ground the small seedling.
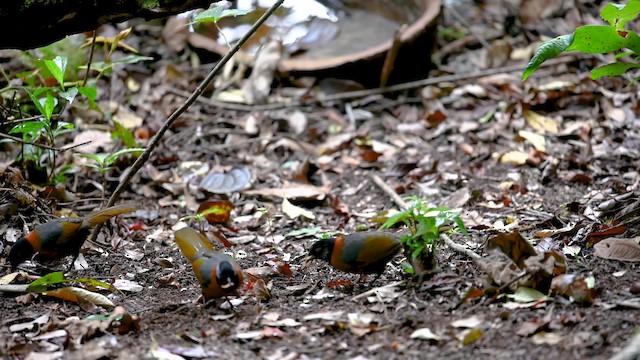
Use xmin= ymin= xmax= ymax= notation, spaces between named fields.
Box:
xmin=380 ymin=197 xmax=467 ymax=275
xmin=77 ymin=148 xmax=144 ymax=200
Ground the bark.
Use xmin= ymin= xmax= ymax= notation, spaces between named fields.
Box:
xmin=1 ymin=0 xmax=215 ymax=50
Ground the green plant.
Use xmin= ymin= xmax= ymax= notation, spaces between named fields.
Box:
xmin=77 ymin=148 xmax=144 ymax=200
xmin=3 ymin=55 xmax=98 ymax=183
xmin=190 ymin=5 xmax=253 ymax=48
xmin=523 ymin=0 xmax=640 ymax=81
xmin=380 ymin=197 xmax=467 ymax=275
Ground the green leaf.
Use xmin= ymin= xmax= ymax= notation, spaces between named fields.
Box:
xmin=600 ymin=0 xmax=640 ymax=30
xmin=78 ymin=86 xmax=97 ymax=101
xmin=59 ymin=86 xmax=78 ymax=103
xmin=192 ymin=6 xmax=252 ymax=24
xmin=9 ymin=121 xmax=47 ymax=135
xmin=28 ymin=271 xmax=66 ymax=292
xmin=78 ymin=86 xmax=99 ymax=111
xmin=105 ymin=147 xmax=145 ymax=166
xmin=112 ymin=121 xmax=137 ymax=148
xmin=380 ymin=210 xmax=410 ymax=229
xmin=43 ymin=55 xmax=68 ymax=89
xmin=110 ymin=54 xmax=154 ymax=65
xmin=25 ymin=89 xmax=47 ymax=120
xmin=522 ymin=34 xmax=573 ymax=81
xmin=77 ymin=152 xmax=107 ymax=164
xmin=567 ymin=25 xmax=640 ymax=54
xmin=43 ymin=93 xmax=56 ymax=122
xmin=591 ymin=62 xmax=640 ymax=79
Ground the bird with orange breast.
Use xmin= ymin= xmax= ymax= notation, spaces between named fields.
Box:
xmin=8 ymin=204 xmax=138 ymax=269
xmin=174 ymin=227 xmax=244 ymax=304
xmin=306 ymin=231 xmax=402 ymax=285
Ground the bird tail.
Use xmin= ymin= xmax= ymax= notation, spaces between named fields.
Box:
xmin=174 ymin=227 xmax=215 ymax=263
xmin=84 ymin=204 xmax=138 ymax=227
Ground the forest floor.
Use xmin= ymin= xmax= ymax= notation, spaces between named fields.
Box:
xmin=1 ymin=0 xmax=639 ymax=359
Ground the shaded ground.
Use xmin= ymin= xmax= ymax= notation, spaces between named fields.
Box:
xmin=1 ymin=0 xmax=640 ymax=359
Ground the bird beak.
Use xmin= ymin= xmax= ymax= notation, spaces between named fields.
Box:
xmin=221 ymin=282 xmax=235 ymax=289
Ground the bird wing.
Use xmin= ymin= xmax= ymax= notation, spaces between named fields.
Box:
xmin=175 ymin=227 xmax=216 ymax=262
xmin=85 ymin=204 xmax=138 ymax=227
xmin=352 ymin=234 xmax=401 ymax=266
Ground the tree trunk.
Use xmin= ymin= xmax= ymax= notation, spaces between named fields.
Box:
xmin=1 ymin=0 xmax=215 ymax=50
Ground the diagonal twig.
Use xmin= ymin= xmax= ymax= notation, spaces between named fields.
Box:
xmin=89 ymin=0 xmax=285 ymax=243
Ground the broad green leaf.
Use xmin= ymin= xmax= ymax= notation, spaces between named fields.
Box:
xmin=78 ymin=86 xmax=97 ymax=101
xmin=592 ymin=62 xmax=640 ymax=79
xmin=78 ymin=86 xmax=99 ymax=111
xmin=192 ymin=6 xmax=252 ymax=24
xmin=28 ymin=271 xmax=66 ymax=292
xmin=522 ymin=34 xmax=573 ymax=81
xmin=43 ymin=55 xmax=68 ymax=89
xmin=9 ymin=121 xmax=47 ymax=135
xmin=600 ymin=0 xmax=640 ymax=30
xmin=568 ymin=25 xmax=640 ymax=54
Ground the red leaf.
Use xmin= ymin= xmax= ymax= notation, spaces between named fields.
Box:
xmin=198 ymin=200 xmax=233 ymax=225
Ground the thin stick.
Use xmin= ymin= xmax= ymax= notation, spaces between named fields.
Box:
xmin=91 ymin=0 xmax=285 ymax=242
xmin=379 ymin=24 xmax=406 ymax=88
xmin=0 ymin=132 xmax=63 ymax=151
xmin=320 ymin=57 xmax=575 ymax=103
xmin=170 ymin=56 xmax=576 ymax=111
xmin=441 ymin=233 xmax=480 ymax=260
xmin=82 ymin=30 xmax=98 ymax=87
xmin=369 ymin=174 xmax=408 ymax=209
xmin=351 ymin=280 xmax=405 ymax=301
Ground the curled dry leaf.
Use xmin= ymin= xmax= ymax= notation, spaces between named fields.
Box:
xmin=480 ymin=249 xmax=566 ymax=293
xmin=200 ymin=167 xmax=252 ymax=194
xmin=252 ymin=278 xmax=271 ymax=302
xmin=550 ymin=274 xmax=597 ymax=306
xmin=486 ymin=231 xmax=537 ymax=268
xmin=242 ymin=40 xmax=282 ymax=105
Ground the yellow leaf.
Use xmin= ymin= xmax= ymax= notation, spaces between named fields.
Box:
xmin=44 ymin=287 xmax=115 ymax=309
xmin=500 ymin=151 xmax=528 ymax=165
xmin=523 ymin=110 xmax=558 ymax=134
xmin=518 ymin=130 xmax=546 ymax=151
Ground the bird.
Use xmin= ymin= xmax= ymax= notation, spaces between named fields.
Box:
xmin=174 ymin=227 xmax=244 ymax=302
xmin=306 ymin=231 xmax=402 ymax=284
xmin=8 ymin=204 xmax=138 ymax=269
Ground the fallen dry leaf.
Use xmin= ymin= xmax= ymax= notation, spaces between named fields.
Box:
xmin=593 ymin=237 xmax=640 ymax=261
